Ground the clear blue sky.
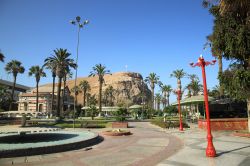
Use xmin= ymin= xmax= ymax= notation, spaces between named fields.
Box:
xmin=0 ymin=0 xmax=230 ymax=103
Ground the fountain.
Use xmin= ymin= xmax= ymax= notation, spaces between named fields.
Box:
xmin=0 ymin=125 xmax=101 ymax=158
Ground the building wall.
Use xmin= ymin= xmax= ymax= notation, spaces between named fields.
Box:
xmin=18 ymin=95 xmax=52 ymax=113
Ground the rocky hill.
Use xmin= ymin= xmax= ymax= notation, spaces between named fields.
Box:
xmin=58 ymin=72 xmax=151 ymax=106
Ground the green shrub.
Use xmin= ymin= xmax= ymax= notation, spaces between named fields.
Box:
xmin=151 ymin=118 xmax=189 ymax=129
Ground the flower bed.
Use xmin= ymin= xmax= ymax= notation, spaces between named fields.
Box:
xmin=102 ymin=129 xmax=131 ymax=136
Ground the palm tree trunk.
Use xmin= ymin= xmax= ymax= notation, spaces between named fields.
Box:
xmin=99 ymin=82 xmax=102 ymax=114
xmin=56 ymin=77 xmax=62 ymax=118
xmin=247 ymin=98 xmax=250 ymax=132
xmin=151 ymin=85 xmax=154 ymax=109
xmin=167 ymin=94 xmax=170 ymax=106
xmin=36 ymin=81 xmax=39 ymax=112
xmin=52 ymin=75 xmax=55 ymax=112
xmin=62 ymin=78 xmax=66 ymax=112
xmin=9 ymin=75 xmax=17 ymax=111
xmin=218 ymin=55 xmax=224 ymax=97
xmin=83 ymin=90 xmax=86 ymax=106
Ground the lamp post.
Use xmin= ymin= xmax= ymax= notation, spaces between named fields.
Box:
xmin=190 ymin=54 xmax=216 ymax=157
xmin=70 ymin=16 xmax=89 ymax=129
xmin=175 ymin=81 xmax=183 ymax=131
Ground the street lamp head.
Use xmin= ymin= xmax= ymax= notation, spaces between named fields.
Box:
xmin=200 ymin=54 xmax=203 ymax=59
xmin=70 ymin=20 xmax=76 ymax=25
xmin=212 ymin=60 xmax=217 ymax=64
xmin=76 ymin=16 xmax=81 ymax=22
xmin=189 ymin=62 xmax=194 ymax=66
xmin=79 ymin=24 xmax=83 ymax=28
xmin=83 ymin=20 xmax=89 ymax=25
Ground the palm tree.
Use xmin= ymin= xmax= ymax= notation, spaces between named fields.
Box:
xmin=160 ymin=85 xmax=172 ymax=107
xmin=5 ymin=60 xmax=25 ymax=110
xmin=62 ymin=68 xmax=72 ymax=111
xmin=71 ymin=86 xmax=82 ymax=106
xmin=145 ymin=73 xmax=159 ymax=109
xmin=155 ymin=93 xmax=161 ymax=111
xmin=0 ymin=51 xmax=5 ymax=62
xmin=43 ymin=60 xmax=57 ymax=112
xmin=28 ymin=66 xmax=46 ymax=112
xmin=89 ymin=64 xmax=111 ymax=114
xmin=44 ymin=48 xmax=76 ymax=118
xmin=105 ymin=85 xmax=115 ymax=106
xmin=170 ymin=69 xmax=186 ymax=100
xmin=79 ymin=80 xmax=91 ymax=106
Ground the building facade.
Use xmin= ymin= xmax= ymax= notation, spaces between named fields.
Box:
xmin=18 ymin=85 xmax=73 ymax=117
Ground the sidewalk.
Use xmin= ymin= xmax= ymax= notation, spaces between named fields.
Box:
xmin=157 ymin=123 xmax=250 ymax=166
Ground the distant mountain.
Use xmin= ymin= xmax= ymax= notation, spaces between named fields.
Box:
xmin=42 ymin=72 xmax=151 ymax=107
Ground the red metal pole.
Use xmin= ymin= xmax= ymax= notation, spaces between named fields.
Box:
xmin=200 ymin=59 xmax=216 ymax=157
xmin=178 ymin=90 xmax=183 ymax=131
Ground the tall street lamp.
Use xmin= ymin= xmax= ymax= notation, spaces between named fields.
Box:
xmin=190 ymin=54 xmax=216 ymax=157
xmin=175 ymin=80 xmax=183 ymax=131
xmin=70 ymin=16 xmax=89 ymax=128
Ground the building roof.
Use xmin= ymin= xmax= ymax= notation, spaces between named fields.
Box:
xmin=0 ymin=79 xmax=31 ymax=92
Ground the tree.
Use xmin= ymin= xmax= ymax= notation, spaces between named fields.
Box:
xmin=160 ymin=84 xmax=172 ymax=107
xmin=170 ymin=69 xmax=186 ymax=99
xmin=87 ymin=95 xmax=97 ymax=120
xmin=0 ymin=85 xmax=11 ymax=111
xmin=62 ymin=68 xmax=72 ymax=111
xmin=43 ymin=59 xmax=57 ymax=112
xmin=5 ymin=60 xmax=25 ymax=110
xmin=203 ymin=0 xmax=250 ymax=131
xmin=28 ymin=66 xmax=46 ymax=112
xmin=79 ymin=80 xmax=91 ymax=106
xmin=44 ymin=48 xmax=76 ymax=118
xmin=186 ymin=75 xmax=202 ymax=96
xmin=104 ymin=85 xmax=116 ymax=106
xmin=71 ymin=85 xmax=82 ymax=106
xmin=0 ymin=51 xmax=5 ymax=62
xmin=155 ymin=93 xmax=161 ymax=111
xmin=145 ymin=73 xmax=160 ymax=109
xmin=89 ymin=64 xmax=111 ymax=114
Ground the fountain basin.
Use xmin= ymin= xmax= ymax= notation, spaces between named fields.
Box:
xmin=0 ymin=130 xmax=100 ymax=158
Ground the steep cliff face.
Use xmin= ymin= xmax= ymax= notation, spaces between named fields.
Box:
xmin=66 ymin=72 xmax=151 ymax=106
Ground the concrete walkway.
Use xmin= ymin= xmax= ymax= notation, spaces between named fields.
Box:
xmin=0 ymin=122 xmax=182 ymax=166
xmin=0 ymin=122 xmax=249 ymax=166
xmin=158 ymin=123 xmax=250 ymax=166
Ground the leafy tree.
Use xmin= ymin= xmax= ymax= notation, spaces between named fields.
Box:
xmin=203 ymin=0 xmax=250 ymax=130
xmin=0 ymin=51 xmax=5 ymax=62
xmin=43 ymin=59 xmax=57 ymax=111
xmin=145 ymin=73 xmax=160 ymax=109
xmin=79 ymin=80 xmax=91 ymax=106
xmin=89 ymin=64 xmax=111 ymax=114
xmin=0 ymin=85 xmax=11 ymax=111
xmin=170 ymin=69 xmax=186 ymax=99
xmin=5 ymin=60 xmax=25 ymax=110
xmin=28 ymin=65 xmax=46 ymax=112
xmin=44 ymin=48 xmax=76 ymax=118
xmin=87 ymin=95 xmax=97 ymax=120
xmin=208 ymin=85 xmax=221 ymax=99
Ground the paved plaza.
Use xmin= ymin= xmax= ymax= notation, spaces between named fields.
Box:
xmin=0 ymin=122 xmax=249 ymax=166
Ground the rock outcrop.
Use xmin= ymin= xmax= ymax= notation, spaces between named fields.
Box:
xmin=66 ymin=72 xmax=151 ymax=106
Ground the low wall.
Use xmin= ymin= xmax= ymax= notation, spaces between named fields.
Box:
xmin=112 ymin=122 xmax=128 ymax=128
xmin=198 ymin=118 xmax=248 ymax=131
